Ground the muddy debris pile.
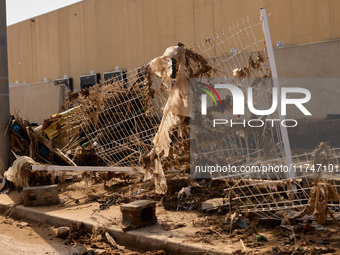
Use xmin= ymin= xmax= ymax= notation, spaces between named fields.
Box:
xmin=189 ymin=206 xmax=340 ymax=255
xmin=65 ymin=222 xmax=167 ymax=255
xmin=5 ymin=43 xmax=340 ymax=240
xmin=5 ymin=44 xmax=218 ymax=196
xmin=141 ymin=44 xmax=218 ymax=194
xmin=5 ymin=76 xmax=157 ymax=189
xmin=8 ymin=114 xmax=84 ymax=167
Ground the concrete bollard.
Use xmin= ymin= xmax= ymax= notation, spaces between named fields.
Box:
xmin=22 ymin=185 xmax=60 ymax=206
xmin=120 ymin=200 xmax=157 ymax=231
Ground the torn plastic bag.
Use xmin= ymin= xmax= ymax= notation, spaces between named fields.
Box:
xmin=4 ymin=156 xmax=36 ymax=188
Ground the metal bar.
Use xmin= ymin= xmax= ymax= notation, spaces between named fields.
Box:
xmin=0 ymin=0 xmax=11 ymax=173
xmin=32 ymin=165 xmax=138 ymax=174
xmin=260 ymin=8 xmax=294 ymax=177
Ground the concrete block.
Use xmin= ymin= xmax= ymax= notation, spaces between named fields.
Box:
xmin=120 ymin=200 xmax=157 ymax=230
xmin=22 ymin=185 xmax=60 ymax=206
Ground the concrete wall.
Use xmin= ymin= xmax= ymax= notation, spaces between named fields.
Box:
xmin=275 ymin=40 xmax=340 ymax=78
xmin=9 ymin=81 xmax=64 ymax=124
xmin=7 ymin=0 xmax=340 ymax=89
xmin=8 ymin=39 xmax=340 ymax=124
xmin=7 ymin=0 xmax=340 ymax=131
xmin=288 ymin=120 xmax=340 ymax=149
xmin=282 ymin=78 xmax=340 ymax=120
xmin=275 ymin=40 xmax=340 ymax=120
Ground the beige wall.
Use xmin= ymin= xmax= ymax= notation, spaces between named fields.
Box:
xmin=275 ymin=39 xmax=340 ymax=78
xmin=275 ymin=40 xmax=340 ymax=120
xmin=9 ymin=81 xmax=64 ymax=124
xmin=8 ymin=39 xmax=340 ymax=123
xmin=7 ymin=0 xmax=340 ymax=90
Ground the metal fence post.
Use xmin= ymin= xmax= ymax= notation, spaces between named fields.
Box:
xmin=260 ymin=8 xmax=294 ymax=179
xmin=0 ymin=0 xmax=11 ymax=173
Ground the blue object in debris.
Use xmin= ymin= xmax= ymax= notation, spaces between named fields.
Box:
xmin=236 ymin=218 xmax=248 ymax=229
xmin=272 ymin=247 xmax=279 ymax=255
xmin=10 ymin=122 xmax=30 ymax=143
xmin=38 ymin=143 xmax=50 ymax=158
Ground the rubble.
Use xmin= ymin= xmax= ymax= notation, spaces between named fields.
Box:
xmin=201 ymin=198 xmax=226 ymax=211
xmin=16 ymin=221 xmax=29 ymax=228
xmin=160 ymin=222 xmax=186 ymax=231
xmin=65 ymin=222 xmax=154 ymax=254
xmin=58 ymin=226 xmax=70 ymax=238
xmin=67 ymin=222 xmax=111 ymax=249
xmin=290 ymin=180 xmax=340 ymax=226
xmin=177 ymin=186 xmax=191 ymax=199
xmin=8 ymin=114 xmax=80 ymax=166
xmin=105 ymin=232 xmax=125 ymax=251
xmin=5 ymin=44 xmax=217 ymax=197
xmin=141 ymin=44 xmax=217 ymax=194
xmin=4 ymin=156 xmax=36 ymax=189
xmin=161 ymin=179 xmax=226 ymax=211
xmin=71 ymin=243 xmax=88 ymax=255
xmin=3 ymin=40 xmax=340 ymax=255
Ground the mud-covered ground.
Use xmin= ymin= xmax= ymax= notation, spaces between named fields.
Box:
xmin=0 ymin=216 xmax=167 ymax=255
xmin=0 ymin=217 xmax=70 ymax=255
xmin=2 ymin=168 xmax=340 ymax=255
xmin=55 ymin=176 xmax=340 ymax=255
